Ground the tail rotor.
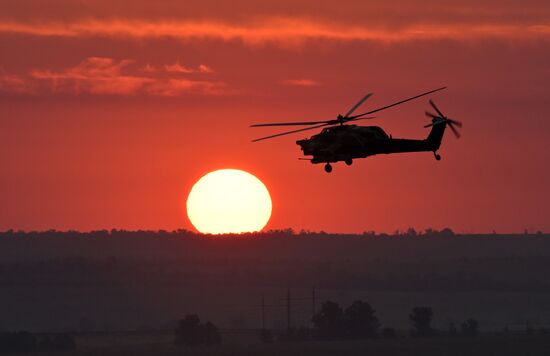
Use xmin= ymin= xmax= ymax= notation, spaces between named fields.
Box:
xmin=424 ymin=100 xmax=462 ymax=138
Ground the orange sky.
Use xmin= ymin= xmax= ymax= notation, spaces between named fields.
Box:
xmin=0 ymin=0 xmax=549 ymax=233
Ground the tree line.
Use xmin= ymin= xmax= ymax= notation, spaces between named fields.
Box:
xmin=310 ymin=301 xmax=479 ymax=340
xmin=1 ymin=228 xmax=545 ymax=239
xmin=0 ymin=332 xmax=75 ymax=353
xmin=173 ymin=301 xmax=483 ymax=347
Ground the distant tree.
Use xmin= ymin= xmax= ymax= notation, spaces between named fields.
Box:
xmin=405 ymin=228 xmax=417 ymax=238
xmin=423 ymin=228 xmax=435 ymax=237
xmin=175 ymin=314 xmax=201 ymax=346
xmin=410 ymin=307 xmax=434 ymax=337
xmin=53 ymin=333 xmax=76 ymax=351
xmin=449 ymin=322 xmax=458 ymax=337
xmin=38 ymin=336 xmax=54 ymax=352
xmin=343 ymin=300 xmax=380 ymax=339
xmin=175 ymin=314 xmax=221 ymax=346
xmin=266 ymin=228 xmax=295 ymax=237
xmin=461 ymin=319 xmax=479 ymax=337
xmin=439 ymin=228 xmax=455 ymax=237
xmin=526 ymin=322 xmax=534 ymax=336
xmin=0 ymin=332 xmax=37 ymax=353
xmin=0 ymin=332 xmax=75 ymax=353
xmin=382 ymin=327 xmax=397 ymax=339
xmin=312 ymin=301 xmax=344 ymax=339
xmin=202 ymin=322 xmax=221 ymax=345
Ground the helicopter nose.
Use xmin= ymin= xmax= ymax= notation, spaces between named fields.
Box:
xmin=296 ymin=139 xmax=315 ymax=154
xmin=296 ymin=139 xmax=306 ymax=149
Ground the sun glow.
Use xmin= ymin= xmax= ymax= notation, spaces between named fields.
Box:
xmin=186 ymin=169 xmax=272 ymax=234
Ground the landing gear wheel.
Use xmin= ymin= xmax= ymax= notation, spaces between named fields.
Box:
xmin=434 ymin=153 xmax=441 ymax=161
xmin=345 ymin=158 xmax=353 ymax=166
xmin=324 ymin=163 xmax=333 ymax=173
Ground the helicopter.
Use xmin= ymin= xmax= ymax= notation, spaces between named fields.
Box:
xmin=250 ymin=87 xmax=462 ymax=173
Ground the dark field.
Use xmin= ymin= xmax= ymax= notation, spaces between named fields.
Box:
xmin=32 ymin=333 xmax=550 ymax=356
xmin=0 ymin=231 xmax=549 ymax=355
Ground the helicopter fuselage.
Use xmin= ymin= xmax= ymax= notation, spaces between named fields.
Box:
xmin=296 ymin=123 xmax=445 ymax=164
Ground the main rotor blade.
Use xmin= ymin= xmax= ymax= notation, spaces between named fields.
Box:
xmin=448 ymin=122 xmax=461 ymax=138
xmin=429 ymin=99 xmax=445 ymax=118
xmin=250 ymin=120 xmax=332 ymax=127
xmin=350 ymin=87 xmax=446 ymax=119
xmin=345 ymin=116 xmax=376 ymax=123
xmin=344 ymin=93 xmax=373 ymax=118
xmin=448 ymin=118 xmax=463 ymax=128
xmin=252 ymin=123 xmax=329 ymax=142
xmin=425 ymin=111 xmax=439 ymax=119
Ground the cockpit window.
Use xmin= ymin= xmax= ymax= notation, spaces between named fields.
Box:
xmin=370 ymin=127 xmax=389 ymax=138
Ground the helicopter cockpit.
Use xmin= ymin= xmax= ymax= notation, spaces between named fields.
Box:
xmin=361 ymin=126 xmax=389 ymax=139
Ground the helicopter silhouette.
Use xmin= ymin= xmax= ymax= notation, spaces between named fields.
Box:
xmin=251 ymin=87 xmax=462 ymax=173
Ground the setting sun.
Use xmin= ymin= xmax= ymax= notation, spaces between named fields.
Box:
xmin=186 ymin=169 xmax=272 ymax=234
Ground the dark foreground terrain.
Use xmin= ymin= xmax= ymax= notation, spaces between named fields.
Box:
xmin=30 ymin=332 xmax=550 ymax=356
xmin=0 ymin=230 xmax=549 ymax=340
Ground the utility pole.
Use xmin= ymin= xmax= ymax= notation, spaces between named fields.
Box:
xmin=261 ymin=294 xmax=266 ymax=332
xmin=278 ymin=288 xmax=317 ymax=334
xmin=286 ymin=288 xmax=291 ymax=335
xmin=312 ymin=287 xmax=316 ymax=320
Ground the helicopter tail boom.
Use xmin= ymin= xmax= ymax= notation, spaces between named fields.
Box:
xmin=425 ymin=119 xmax=447 ymax=151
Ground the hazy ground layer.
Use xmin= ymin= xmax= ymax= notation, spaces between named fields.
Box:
xmin=0 ymin=233 xmax=548 ymax=332
xmin=40 ymin=334 xmax=550 ymax=356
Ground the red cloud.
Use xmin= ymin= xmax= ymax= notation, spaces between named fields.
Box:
xmin=164 ymin=62 xmax=214 ymax=74
xmin=281 ymin=79 xmax=321 ymax=87
xmin=164 ymin=62 xmax=195 ymax=74
xmin=0 ymin=19 xmax=548 ymax=44
xmin=146 ymin=79 xmax=226 ymax=96
xmin=198 ymin=64 xmax=214 ymax=74
xmin=30 ymin=57 xmax=151 ymax=95
xmin=0 ymin=73 xmax=36 ymax=94
xmin=0 ymin=57 xmax=225 ymax=96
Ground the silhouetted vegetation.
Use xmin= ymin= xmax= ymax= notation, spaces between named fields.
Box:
xmin=410 ymin=307 xmax=434 ymax=337
xmin=526 ymin=322 xmax=535 ymax=336
xmin=0 ymin=332 xmax=75 ymax=353
xmin=312 ymin=300 xmax=380 ymax=340
xmin=2 ymin=227 xmax=547 ymax=240
xmin=0 ymin=332 xmax=36 ymax=353
xmin=174 ymin=314 xmax=221 ymax=347
xmin=344 ymin=301 xmax=380 ymax=339
xmin=312 ymin=301 xmax=344 ymax=339
xmin=382 ymin=327 xmax=397 ymax=338
xmin=461 ymin=318 xmax=479 ymax=337
xmin=449 ymin=322 xmax=458 ymax=337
